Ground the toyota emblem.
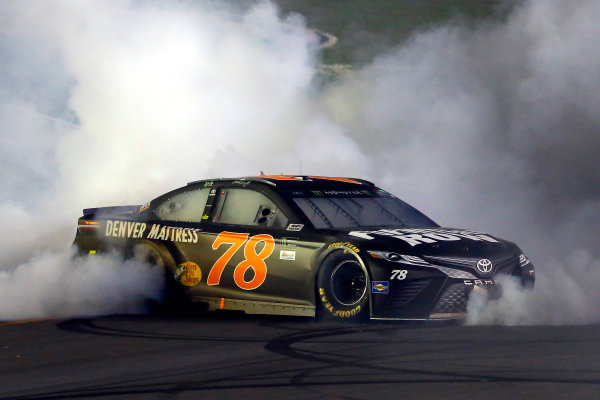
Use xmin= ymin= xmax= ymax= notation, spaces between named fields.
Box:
xmin=476 ymin=259 xmax=493 ymax=273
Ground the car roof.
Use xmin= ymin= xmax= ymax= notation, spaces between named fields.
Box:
xmin=187 ymin=175 xmax=376 ymax=190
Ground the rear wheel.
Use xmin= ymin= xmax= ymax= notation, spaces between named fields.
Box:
xmin=316 ymin=251 xmax=369 ymax=321
xmin=130 ymin=242 xmax=186 ymax=314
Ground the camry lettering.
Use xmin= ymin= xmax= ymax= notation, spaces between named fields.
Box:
xmin=464 ymin=279 xmax=494 ymax=286
xmin=349 ymin=228 xmax=499 ymax=247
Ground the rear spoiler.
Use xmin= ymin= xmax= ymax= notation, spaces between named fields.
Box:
xmin=82 ymin=205 xmax=142 ymax=219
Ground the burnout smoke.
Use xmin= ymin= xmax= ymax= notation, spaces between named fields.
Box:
xmin=0 ymin=250 xmax=165 ymax=320
xmin=325 ymin=0 xmax=600 ymax=325
xmin=0 ymin=0 xmax=599 ymax=323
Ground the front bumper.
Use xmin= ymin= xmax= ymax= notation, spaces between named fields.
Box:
xmin=367 ymin=258 xmax=535 ymax=320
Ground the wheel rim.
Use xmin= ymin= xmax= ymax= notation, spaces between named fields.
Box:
xmin=133 ymin=245 xmax=165 ymax=267
xmin=330 ymin=260 xmax=367 ymax=306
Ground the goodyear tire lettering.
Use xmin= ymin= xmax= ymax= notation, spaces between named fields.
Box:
xmin=318 ymin=287 xmax=363 ymax=319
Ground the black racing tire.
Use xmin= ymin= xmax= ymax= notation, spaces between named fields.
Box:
xmin=316 ymin=251 xmax=369 ymax=321
xmin=130 ymin=242 xmax=187 ymax=314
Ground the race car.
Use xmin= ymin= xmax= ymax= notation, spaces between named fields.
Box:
xmin=73 ymin=175 xmax=535 ymax=320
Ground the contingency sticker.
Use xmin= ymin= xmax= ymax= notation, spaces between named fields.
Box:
xmin=371 ymin=281 xmax=389 ymax=294
xmin=286 ymin=224 xmax=304 ymax=231
xmin=174 ymin=262 xmax=202 ymax=287
xmin=280 ymin=250 xmax=296 ymax=261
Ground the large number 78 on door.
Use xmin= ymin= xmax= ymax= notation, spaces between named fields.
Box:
xmin=206 ymin=231 xmax=275 ymax=290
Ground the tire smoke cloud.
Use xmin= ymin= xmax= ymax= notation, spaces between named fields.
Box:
xmin=325 ymin=0 xmax=600 ymax=325
xmin=0 ymin=0 xmax=598 ymax=323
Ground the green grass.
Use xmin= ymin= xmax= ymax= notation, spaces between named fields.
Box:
xmin=275 ymin=0 xmax=510 ymax=65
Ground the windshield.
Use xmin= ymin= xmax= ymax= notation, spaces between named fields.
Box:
xmin=292 ymin=190 xmax=438 ymax=229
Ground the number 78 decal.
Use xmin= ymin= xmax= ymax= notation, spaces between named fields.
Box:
xmin=207 ymin=232 xmax=275 ymax=290
xmin=390 ymin=269 xmax=408 ymax=280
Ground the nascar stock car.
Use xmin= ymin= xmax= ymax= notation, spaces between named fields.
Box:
xmin=74 ymin=175 xmax=535 ymax=320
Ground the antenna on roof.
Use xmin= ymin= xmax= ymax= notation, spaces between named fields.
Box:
xmin=260 ymin=170 xmax=265 ymax=175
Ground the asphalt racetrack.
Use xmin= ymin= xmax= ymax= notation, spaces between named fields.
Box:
xmin=1 ymin=314 xmax=599 ymax=399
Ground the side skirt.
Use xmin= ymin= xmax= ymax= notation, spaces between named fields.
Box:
xmin=191 ymin=296 xmax=316 ymax=317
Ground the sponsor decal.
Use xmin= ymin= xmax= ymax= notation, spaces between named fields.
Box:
xmin=349 ymin=228 xmax=499 ymax=247
xmin=286 ymin=224 xmax=304 ymax=231
xmin=328 ymin=241 xmax=360 ymax=253
xmin=203 ymin=181 xmax=213 ymax=187
xmin=476 ymin=259 xmax=493 ymax=273
xmin=105 ymin=220 xmax=147 ymax=239
xmin=146 ymin=224 xmax=201 ymax=243
xmin=280 ymin=250 xmax=296 ymax=261
xmin=372 ymin=281 xmax=389 ymax=294
xmin=104 ymin=220 xmax=202 ymax=243
xmin=311 ymin=190 xmax=368 ymax=197
xmin=174 ymin=262 xmax=202 ymax=287
xmin=323 ymin=190 xmax=364 ymax=196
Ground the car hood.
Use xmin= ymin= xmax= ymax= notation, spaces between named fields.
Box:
xmin=333 ymin=226 xmax=520 ymax=259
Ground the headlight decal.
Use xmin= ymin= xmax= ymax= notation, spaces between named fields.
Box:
xmin=367 ymin=251 xmax=477 ymax=279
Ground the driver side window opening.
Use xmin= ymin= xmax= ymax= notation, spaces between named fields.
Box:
xmin=212 ymin=188 xmax=289 ymax=228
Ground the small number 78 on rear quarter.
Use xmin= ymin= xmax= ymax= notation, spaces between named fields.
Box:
xmin=74 ymin=175 xmax=535 ymax=321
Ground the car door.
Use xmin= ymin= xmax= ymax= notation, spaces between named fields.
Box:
xmin=189 ymin=185 xmax=315 ymax=307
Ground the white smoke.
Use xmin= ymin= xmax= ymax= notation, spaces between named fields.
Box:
xmin=1 ymin=0 xmax=599 ymax=323
xmin=322 ymin=0 xmax=600 ymax=325
xmin=0 ymin=249 xmax=164 ymax=320
xmin=467 ymin=251 xmax=600 ymax=325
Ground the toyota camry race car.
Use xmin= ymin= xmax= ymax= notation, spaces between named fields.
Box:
xmin=74 ymin=175 xmax=535 ymax=320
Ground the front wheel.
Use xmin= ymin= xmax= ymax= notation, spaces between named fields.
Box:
xmin=316 ymin=251 xmax=369 ymax=321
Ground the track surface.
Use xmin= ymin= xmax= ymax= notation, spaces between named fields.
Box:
xmin=1 ymin=314 xmax=599 ymax=399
